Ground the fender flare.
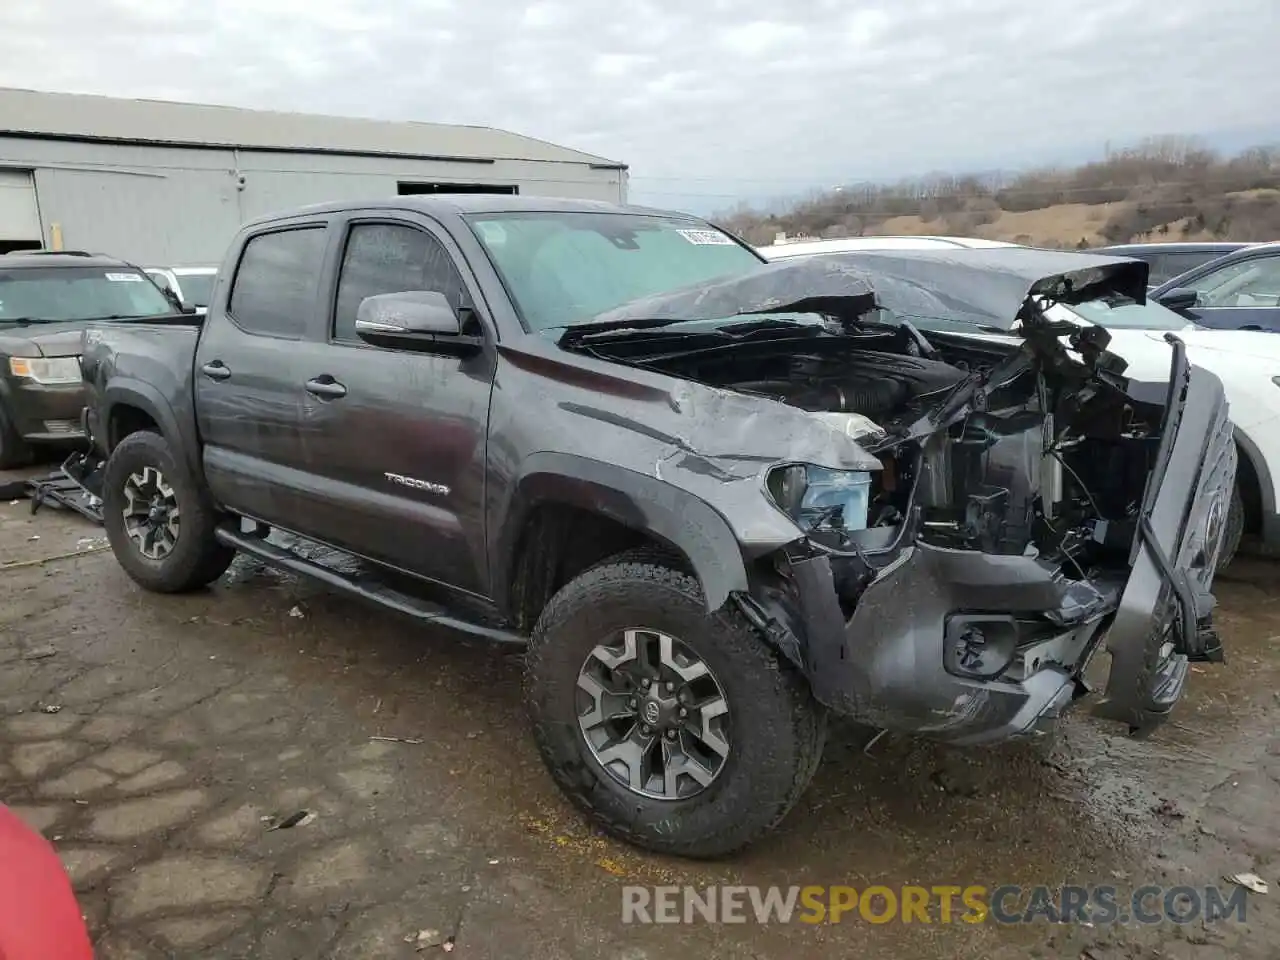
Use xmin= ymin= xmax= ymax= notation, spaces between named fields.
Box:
xmin=100 ymin=379 xmax=198 ymax=476
xmin=493 ymin=452 xmax=750 ymax=613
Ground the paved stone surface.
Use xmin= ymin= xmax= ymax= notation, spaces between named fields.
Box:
xmin=2 ymin=478 xmax=1278 ymax=958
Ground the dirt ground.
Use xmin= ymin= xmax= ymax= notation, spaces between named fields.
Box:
xmin=2 ymin=466 xmax=1277 ymax=960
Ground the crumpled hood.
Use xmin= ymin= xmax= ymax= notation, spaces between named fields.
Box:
xmin=0 ymin=321 xmax=89 ymax=359
xmin=584 ymin=248 xmax=1150 ymax=332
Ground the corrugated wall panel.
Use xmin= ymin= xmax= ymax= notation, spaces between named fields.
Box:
xmin=33 ymin=164 xmax=242 ymax=264
xmin=0 ymin=137 xmax=627 ymax=265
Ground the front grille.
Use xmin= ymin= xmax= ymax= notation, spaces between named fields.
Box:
xmin=42 ymin=419 xmax=80 ymax=435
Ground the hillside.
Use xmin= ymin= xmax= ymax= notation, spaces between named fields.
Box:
xmin=717 ymin=137 xmax=1280 ymax=249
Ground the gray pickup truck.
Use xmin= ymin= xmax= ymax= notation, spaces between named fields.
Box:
xmin=79 ymin=196 xmax=1233 ymax=858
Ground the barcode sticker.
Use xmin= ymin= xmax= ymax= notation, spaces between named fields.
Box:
xmin=105 ymin=272 xmax=144 ymax=282
xmin=676 ymin=229 xmax=736 ymax=246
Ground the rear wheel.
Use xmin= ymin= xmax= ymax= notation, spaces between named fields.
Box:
xmin=524 ymin=553 xmax=826 ymax=858
xmin=101 ymin=430 xmax=235 ymax=592
xmin=0 ymin=401 xmax=34 ymax=470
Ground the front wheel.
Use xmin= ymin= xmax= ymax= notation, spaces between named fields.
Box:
xmin=524 ymin=555 xmax=826 ymax=859
xmin=101 ymin=430 xmax=235 ymax=592
xmin=1214 ymin=482 xmax=1245 ymax=572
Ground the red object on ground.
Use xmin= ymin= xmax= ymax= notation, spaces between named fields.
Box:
xmin=0 ymin=805 xmax=94 ymax=960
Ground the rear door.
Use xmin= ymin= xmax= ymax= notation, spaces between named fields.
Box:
xmin=194 ymin=219 xmax=332 ymax=536
xmin=287 ymin=212 xmax=497 ymax=598
xmin=1176 ymin=250 xmax=1280 ymax=332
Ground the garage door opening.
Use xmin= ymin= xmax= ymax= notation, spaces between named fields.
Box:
xmin=0 ymin=239 xmax=41 ymax=255
xmin=397 ymin=182 xmax=518 ymax=196
xmin=0 ymin=169 xmax=43 ymax=253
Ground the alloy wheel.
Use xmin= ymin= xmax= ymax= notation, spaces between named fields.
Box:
xmin=121 ymin=466 xmax=180 ymax=560
xmin=575 ymin=628 xmax=731 ymax=800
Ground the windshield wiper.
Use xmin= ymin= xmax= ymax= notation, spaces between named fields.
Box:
xmin=0 ymin=316 xmax=48 ymax=326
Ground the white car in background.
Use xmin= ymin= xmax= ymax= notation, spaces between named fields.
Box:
xmin=144 ymin=266 xmax=217 ymax=315
xmin=757 ymin=235 xmax=1018 ymax=259
xmin=754 ymin=236 xmax=1280 ymax=567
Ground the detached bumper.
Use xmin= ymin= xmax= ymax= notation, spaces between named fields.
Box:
xmin=781 ymin=545 xmax=1120 ymax=744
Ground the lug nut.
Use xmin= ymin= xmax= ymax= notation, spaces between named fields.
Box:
xmin=665 ymin=682 xmax=674 ymax=693
xmin=665 ymin=729 xmax=677 ymax=740
xmin=628 ymin=698 xmax=637 ymax=709
xmin=640 ymin=679 xmax=651 ymax=689
xmin=641 ymin=724 xmax=652 ymax=734
xmin=678 ymin=707 xmax=688 ymax=718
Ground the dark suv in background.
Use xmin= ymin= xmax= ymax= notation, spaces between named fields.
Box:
xmin=0 ymin=251 xmax=178 ymax=468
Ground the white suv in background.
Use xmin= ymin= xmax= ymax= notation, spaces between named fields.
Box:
xmin=144 ymin=266 xmax=217 ymax=315
xmin=757 ymin=235 xmax=1018 ymax=259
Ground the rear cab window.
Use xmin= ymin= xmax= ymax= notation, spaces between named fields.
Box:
xmin=228 ymin=227 xmax=327 ymax=338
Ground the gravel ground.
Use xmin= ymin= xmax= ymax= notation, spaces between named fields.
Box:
xmin=2 ymin=467 xmax=1277 ymax=959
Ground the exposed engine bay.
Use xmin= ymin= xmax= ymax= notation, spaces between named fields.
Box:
xmin=573 ymin=312 xmax=1166 ymax=600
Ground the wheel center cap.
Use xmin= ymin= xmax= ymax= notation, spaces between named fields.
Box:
xmin=641 ymin=700 xmax=661 ymax=725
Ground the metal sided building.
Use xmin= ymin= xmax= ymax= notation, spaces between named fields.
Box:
xmin=0 ymin=86 xmax=628 ymax=264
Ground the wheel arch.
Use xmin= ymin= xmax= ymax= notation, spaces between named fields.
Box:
xmin=493 ymin=453 xmax=750 ymax=627
xmin=100 ymin=380 xmax=197 ymax=476
xmin=1234 ymin=426 xmax=1274 ymax=543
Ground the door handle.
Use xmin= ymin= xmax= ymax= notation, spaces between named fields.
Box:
xmin=305 ymin=376 xmax=347 ymax=400
xmin=200 ymin=361 xmax=232 ymax=381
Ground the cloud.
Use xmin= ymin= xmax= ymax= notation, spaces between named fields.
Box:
xmin=0 ymin=0 xmax=1275 ymax=212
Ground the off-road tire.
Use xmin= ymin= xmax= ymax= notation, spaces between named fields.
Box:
xmin=101 ymin=430 xmax=235 ymax=592
xmin=524 ymin=553 xmax=827 ymax=859
xmin=0 ymin=401 xmax=34 ymax=470
xmin=1214 ymin=482 xmax=1245 ymax=572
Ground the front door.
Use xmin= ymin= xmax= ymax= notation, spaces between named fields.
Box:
xmin=290 ymin=215 xmax=496 ymax=598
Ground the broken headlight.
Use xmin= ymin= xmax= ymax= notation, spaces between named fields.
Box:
xmin=767 ymin=464 xmax=872 ymax=533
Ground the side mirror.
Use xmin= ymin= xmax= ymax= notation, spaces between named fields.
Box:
xmin=354 ymin=291 xmax=481 ymax=353
xmin=1156 ymin=287 xmax=1199 ymax=312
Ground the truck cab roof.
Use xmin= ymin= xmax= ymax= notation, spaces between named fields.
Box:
xmin=243 ymin=194 xmax=689 ymax=229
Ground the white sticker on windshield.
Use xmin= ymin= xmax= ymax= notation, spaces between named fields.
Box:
xmin=104 ymin=272 xmax=144 ymax=282
xmin=676 ymin=229 xmax=735 ymax=246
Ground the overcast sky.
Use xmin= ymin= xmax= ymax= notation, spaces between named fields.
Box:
xmin=1 ymin=0 xmax=1277 ymax=211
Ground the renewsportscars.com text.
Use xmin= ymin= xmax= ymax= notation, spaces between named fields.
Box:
xmin=621 ymin=884 xmax=1250 ymax=925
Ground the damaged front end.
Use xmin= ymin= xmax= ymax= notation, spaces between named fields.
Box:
xmin=571 ymin=249 xmax=1236 ymax=743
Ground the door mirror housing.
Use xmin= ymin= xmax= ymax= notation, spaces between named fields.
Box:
xmin=1156 ymin=287 xmax=1199 ymax=312
xmin=354 ymin=291 xmax=481 ymax=353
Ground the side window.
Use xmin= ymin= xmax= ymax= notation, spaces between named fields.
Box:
xmin=332 ymin=222 xmax=465 ymax=342
xmin=1195 ymin=256 xmax=1280 ymax=308
xmin=228 ymin=227 xmax=326 ymax=338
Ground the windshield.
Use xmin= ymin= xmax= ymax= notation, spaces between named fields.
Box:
xmin=464 ymin=211 xmax=762 ymax=332
xmin=0 ymin=267 xmax=174 ymax=322
xmin=177 ymin=273 xmax=215 ymax=307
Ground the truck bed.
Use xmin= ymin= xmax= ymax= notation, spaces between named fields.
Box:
xmin=79 ymin=317 xmax=203 ymax=462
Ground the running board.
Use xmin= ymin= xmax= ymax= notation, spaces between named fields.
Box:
xmin=214 ymin=525 xmax=527 ymax=645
